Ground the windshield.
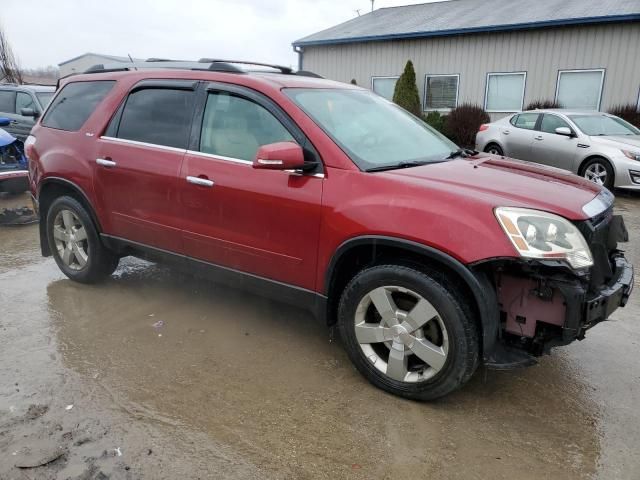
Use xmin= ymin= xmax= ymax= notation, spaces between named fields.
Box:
xmin=569 ymin=114 xmax=640 ymax=136
xmin=285 ymin=88 xmax=458 ymax=170
xmin=36 ymin=92 xmax=55 ymax=107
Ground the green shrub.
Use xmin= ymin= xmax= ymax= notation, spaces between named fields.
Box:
xmin=392 ymin=60 xmax=422 ymax=117
xmin=608 ymin=104 xmax=640 ymax=129
xmin=443 ymin=103 xmax=490 ymax=148
xmin=423 ymin=111 xmax=446 ymax=134
xmin=350 ymin=78 xmax=357 ymax=85
xmin=525 ymin=99 xmax=560 ymax=110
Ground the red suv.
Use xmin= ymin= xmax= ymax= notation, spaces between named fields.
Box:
xmin=27 ymin=60 xmax=634 ymax=400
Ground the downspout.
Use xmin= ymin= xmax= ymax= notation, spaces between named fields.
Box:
xmin=293 ymin=45 xmax=304 ymax=71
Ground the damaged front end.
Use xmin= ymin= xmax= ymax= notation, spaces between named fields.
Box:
xmin=476 ymin=198 xmax=634 ymax=368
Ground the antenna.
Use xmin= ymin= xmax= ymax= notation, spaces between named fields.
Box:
xmin=355 ymin=9 xmax=361 ymax=16
xmin=370 ymin=0 xmax=375 ymax=12
xmin=127 ymin=53 xmax=137 ymax=71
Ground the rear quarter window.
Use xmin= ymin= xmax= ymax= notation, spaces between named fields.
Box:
xmin=42 ymin=81 xmax=115 ymax=131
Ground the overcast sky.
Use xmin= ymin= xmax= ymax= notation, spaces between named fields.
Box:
xmin=2 ymin=0 xmax=441 ymax=69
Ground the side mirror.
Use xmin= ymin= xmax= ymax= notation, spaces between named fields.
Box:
xmin=253 ymin=142 xmax=307 ymax=171
xmin=555 ymin=127 xmax=573 ymax=137
xmin=0 ymin=117 xmax=10 ymax=127
xmin=20 ymin=108 xmax=38 ymax=118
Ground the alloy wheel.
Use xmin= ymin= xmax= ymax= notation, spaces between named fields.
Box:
xmin=584 ymin=162 xmax=607 ymax=186
xmin=52 ymin=209 xmax=89 ymax=271
xmin=354 ymin=286 xmax=449 ymax=383
xmin=488 ymin=146 xmax=501 ymax=155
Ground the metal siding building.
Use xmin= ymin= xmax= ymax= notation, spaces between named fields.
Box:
xmin=294 ymin=0 xmax=640 ymax=119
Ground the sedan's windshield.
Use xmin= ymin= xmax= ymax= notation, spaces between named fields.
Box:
xmin=285 ymin=88 xmax=458 ymax=171
xmin=569 ymin=114 xmax=640 ymax=136
xmin=36 ymin=92 xmax=55 ymax=107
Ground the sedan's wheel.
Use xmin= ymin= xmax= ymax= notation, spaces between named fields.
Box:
xmin=338 ymin=265 xmax=480 ymax=400
xmin=46 ymin=196 xmax=119 ymax=283
xmin=582 ymin=158 xmax=614 ymax=190
xmin=484 ymin=144 xmax=503 ymax=156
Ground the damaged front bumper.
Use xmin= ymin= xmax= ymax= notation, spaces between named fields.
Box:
xmin=477 ymin=213 xmax=634 ymax=369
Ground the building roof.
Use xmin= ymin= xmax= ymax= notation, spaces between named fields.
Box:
xmin=58 ymin=53 xmax=141 ymax=67
xmin=293 ymin=0 xmax=640 ymax=47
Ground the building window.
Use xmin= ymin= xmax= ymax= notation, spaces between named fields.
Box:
xmin=424 ymin=74 xmax=459 ymax=110
xmin=371 ymin=76 xmax=398 ymax=101
xmin=485 ymin=72 xmax=526 ymax=112
xmin=555 ymin=69 xmax=605 ymax=110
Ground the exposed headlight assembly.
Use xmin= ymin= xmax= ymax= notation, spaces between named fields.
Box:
xmin=495 ymin=207 xmax=593 ymax=269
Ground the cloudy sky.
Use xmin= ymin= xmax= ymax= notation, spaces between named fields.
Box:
xmin=2 ymin=0 xmax=440 ymax=69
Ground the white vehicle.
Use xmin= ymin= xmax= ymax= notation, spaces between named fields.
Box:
xmin=476 ymin=110 xmax=640 ymax=190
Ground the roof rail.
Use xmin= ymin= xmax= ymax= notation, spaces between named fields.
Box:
xmin=198 ymin=59 xmax=293 ymax=74
xmin=80 ymin=59 xmax=322 ymax=78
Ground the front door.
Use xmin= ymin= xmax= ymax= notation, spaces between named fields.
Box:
xmin=529 ymin=113 xmax=578 ymax=170
xmin=503 ymin=112 xmax=540 ymax=161
xmin=180 ymin=85 xmax=323 ymax=290
xmin=93 ymin=81 xmax=197 ymax=253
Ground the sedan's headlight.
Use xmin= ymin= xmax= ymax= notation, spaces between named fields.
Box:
xmin=495 ymin=207 xmax=593 ymax=269
xmin=622 ymin=149 xmax=640 ymax=161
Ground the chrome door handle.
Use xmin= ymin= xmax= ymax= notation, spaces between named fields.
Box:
xmin=186 ymin=176 xmax=214 ymax=187
xmin=96 ymin=158 xmax=117 ymax=168
xmin=534 ymin=135 xmax=543 ymax=141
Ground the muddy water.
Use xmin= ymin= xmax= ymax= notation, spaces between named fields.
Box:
xmin=1 ymin=192 xmax=639 ymax=479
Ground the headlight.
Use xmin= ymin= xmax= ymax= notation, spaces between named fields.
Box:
xmin=495 ymin=207 xmax=593 ymax=269
xmin=622 ymin=149 xmax=640 ymax=161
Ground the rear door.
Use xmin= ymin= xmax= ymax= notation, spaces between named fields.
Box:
xmin=529 ymin=113 xmax=579 ymax=170
xmin=502 ymin=112 xmax=540 ymax=161
xmin=94 ymin=80 xmax=197 ymax=253
xmin=12 ymin=91 xmax=38 ymax=140
xmin=179 ymin=83 xmax=323 ymax=290
xmin=0 ymin=89 xmax=19 ymax=139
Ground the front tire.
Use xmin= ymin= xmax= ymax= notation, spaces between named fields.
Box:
xmin=484 ymin=143 xmax=503 ymax=156
xmin=338 ymin=265 xmax=480 ymax=401
xmin=581 ymin=157 xmax=614 ymax=190
xmin=46 ymin=196 xmax=119 ymax=284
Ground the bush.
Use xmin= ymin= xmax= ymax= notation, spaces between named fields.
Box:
xmin=443 ymin=103 xmax=490 ymax=148
xmin=392 ymin=60 xmax=422 ymax=117
xmin=525 ymin=99 xmax=560 ymax=110
xmin=350 ymin=78 xmax=357 ymax=85
xmin=608 ymin=104 xmax=640 ymax=128
xmin=423 ymin=111 xmax=446 ymax=134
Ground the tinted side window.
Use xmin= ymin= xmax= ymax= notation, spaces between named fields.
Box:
xmin=200 ymin=92 xmax=294 ymax=161
xmin=42 ymin=81 xmax=115 ymax=131
xmin=0 ymin=90 xmax=16 ymax=113
xmin=540 ymin=114 xmax=571 ymax=134
xmin=116 ymin=88 xmax=194 ymax=149
xmin=513 ymin=113 xmax=539 ymax=130
xmin=16 ymin=92 xmax=34 ymax=113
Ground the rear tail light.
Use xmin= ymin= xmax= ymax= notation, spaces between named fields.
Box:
xmin=478 ymin=124 xmax=489 ymax=132
xmin=24 ymin=135 xmax=37 ymax=161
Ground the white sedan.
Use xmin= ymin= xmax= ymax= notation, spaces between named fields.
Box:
xmin=475 ymin=109 xmax=640 ymax=190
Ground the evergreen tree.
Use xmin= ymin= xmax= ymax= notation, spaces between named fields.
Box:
xmin=392 ymin=60 xmax=422 ymax=117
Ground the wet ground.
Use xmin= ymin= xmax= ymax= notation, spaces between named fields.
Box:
xmin=0 ymin=191 xmax=639 ymax=480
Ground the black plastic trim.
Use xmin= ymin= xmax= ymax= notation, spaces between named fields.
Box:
xmin=101 ymin=234 xmax=327 ymax=320
xmin=325 ymin=235 xmax=500 ymax=358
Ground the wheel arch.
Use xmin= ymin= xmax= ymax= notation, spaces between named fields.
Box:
xmin=577 ymin=154 xmax=614 ymax=177
xmin=483 ymin=141 xmax=504 ymax=154
xmin=324 ymin=236 xmax=499 ymax=358
xmin=37 ymin=177 xmax=102 ymax=257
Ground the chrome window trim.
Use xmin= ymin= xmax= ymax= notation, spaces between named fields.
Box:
xmin=0 ymin=170 xmax=28 ymax=177
xmin=186 ymin=149 xmax=252 ymax=165
xmin=100 ymin=136 xmax=186 ymax=153
xmin=582 ymin=188 xmax=614 ymax=218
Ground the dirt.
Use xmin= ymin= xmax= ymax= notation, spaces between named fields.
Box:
xmin=1 ymin=191 xmax=639 ymax=479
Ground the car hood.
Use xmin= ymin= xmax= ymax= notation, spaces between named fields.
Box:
xmin=384 ymin=154 xmax=602 ymax=220
xmin=0 ymin=128 xmax=16 ymax=148
xmin=589 ymin=135 xmax=640 ymax=150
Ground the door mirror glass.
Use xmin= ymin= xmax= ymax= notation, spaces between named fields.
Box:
xmin=253 ymin=142 xmax=306 ymax=170
xmin=555 ymin=126 xmax=573 ymax=137
xmin=0 ymin=117 xmax=10 ymax=127
xmin=20 ymin=107 xmax=37 ymax=118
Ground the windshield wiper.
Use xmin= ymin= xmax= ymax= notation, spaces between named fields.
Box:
xmin=446 ymin=149 xmax=478 ymax=159
xmin=365 ymin=160 xmax=433 ymax=172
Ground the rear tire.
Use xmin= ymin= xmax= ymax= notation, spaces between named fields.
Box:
xmin=484 ymin=143 xmax=503 ymax=156
xmin=337 ymin=265 xmax=480 ymax=401
xmin=580 ymin=157 xmax=614 ymax=190
xmin=46 ymin=196 xmax=119 ymax=284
